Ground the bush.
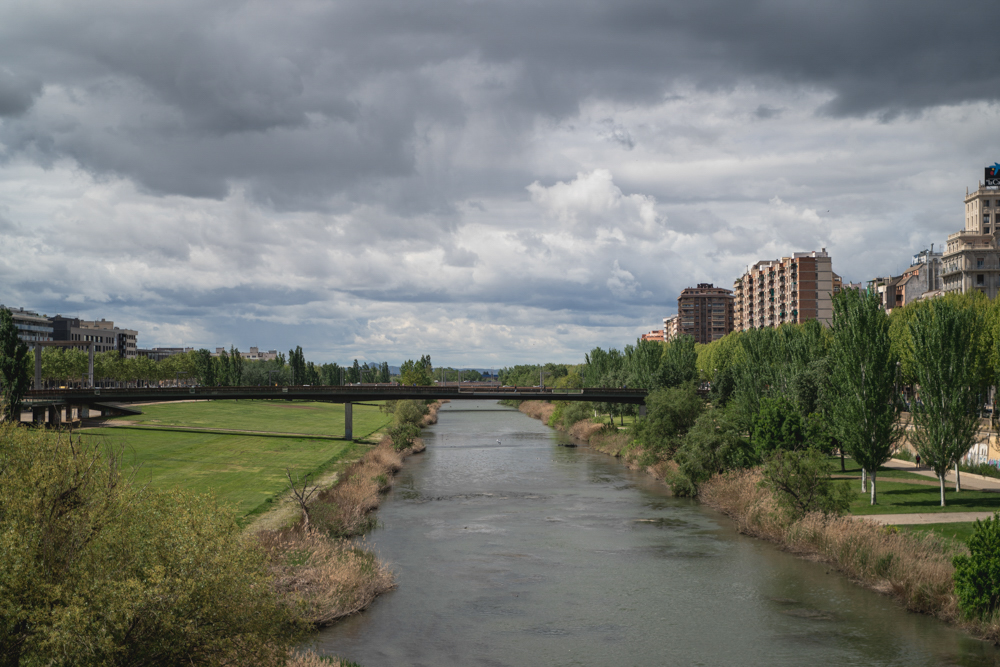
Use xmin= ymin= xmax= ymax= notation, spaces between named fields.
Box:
xmin=548 ymin=401 xmax=594 ymax=429
xmin=760 ymin=448 xmax=855 ymax=520
xmin=392 ymin=400 xmax=427 ymax=426
xmin=671 ymin=407 xmax=756 ymax=496
xmin=0 ymin=425 xmax=303 ymax=666
xmin=953 ymin=513 xmax=1000 ymax=620
xmin=387 ymin=423 xmax=420 ymax=452
xmin=631 ymin=383 xmax=704 ymax=457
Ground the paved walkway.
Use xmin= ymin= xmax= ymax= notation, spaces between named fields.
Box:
xmin=852 ymin=512 xmax=997 ymax=525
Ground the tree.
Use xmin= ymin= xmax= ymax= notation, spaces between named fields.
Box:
xmin=761 ymin=448 xmax=855 ymax=520
xmin=229 ymin=345 xmax=244 ymax=385
xmin=0 ymin=309 xmax=30 ymax=423
xmin=953 ymin=512 xmax=1000 ymax=620
xmin=827 ymin=288 xmax=903 ymax=505
xmin=398 ymin=359 xmax=433 ymax=386
xmin=909 ymin=295 xmax=990 ymax=506
xmin=631 ymin=383 xmax=705 ymax=457
xmin=658 ymin=335 xmax=698 ymax=388
xmin=753 ymin=395 xmax=805 ymax=456
xmin=671 ymin=406 xmax=755 ymax=496
xmin=192 ymin=349 xmax=216 ymax=386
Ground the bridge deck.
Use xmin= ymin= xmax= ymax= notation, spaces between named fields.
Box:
xmin=25 ymin=385 xmax=648 ymax=406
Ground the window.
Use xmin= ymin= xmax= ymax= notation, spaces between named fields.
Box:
xmin=978 ymin=258 xmax=985 ymax=268
xmin=985 ymin=214 xmax=991 ymax=226
xmin=978 ymin=274 xmax=985 ymax=285
xmin=987 ymin=227 xmax=992 ymax=235
xmin=986 ymin=200 xmax=992 ymax=207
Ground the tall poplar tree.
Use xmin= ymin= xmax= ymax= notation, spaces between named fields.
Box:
xmin=828 ymin=288 xmax=903 ymax=505
xmin=909 ymin=296 xmax=990 ymax=506
xmin=0 ymin=309 xmax=30 ymax=422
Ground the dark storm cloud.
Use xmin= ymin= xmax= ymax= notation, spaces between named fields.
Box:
xmin=0 ymin=0 xmax=994 ymax=207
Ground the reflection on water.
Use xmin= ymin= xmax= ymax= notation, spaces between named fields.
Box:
xmin=314 ymin=401 xmax=1000 ymax=666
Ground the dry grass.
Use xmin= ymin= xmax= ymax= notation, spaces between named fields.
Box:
xmin=421 ymin=399 xmax=447 ymax=426
xmin=700 ymin=469 xmax=975 ymax=629
xmin=518 ymin=401 xmax=557 ymax=423
xmin=284 ymin=649 xmax=358 ymax=666
xmin=568 ymin=419 xmax=604 ymax=442
xmin=260 ymin=528 xmax=394 ymax=627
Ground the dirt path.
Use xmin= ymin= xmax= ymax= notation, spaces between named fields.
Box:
xmin=851 ymin=512 xmax=997 ymax=525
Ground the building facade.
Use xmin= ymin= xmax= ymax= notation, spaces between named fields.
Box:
xmin=213 ymin=346 xmax=279 ymax=361
xmin=51 ymin=316 xmax=138 ymax=358
xmin=676 ymin=284 xmax=735 ymax=344
xmin=732 ymin=250 xmax=834 ymax=331
xmin=662 ymin=315 xmax=679 ymax=342
xmin=941 ymin=184 xmax=1000 ymax=299
xmin=640 ymin=330 xmax=665 ymax=342
xmin=136 ymin=347 xmax=194 ymax=362
xmin=1 ymin=306 xmax=53 ymax=343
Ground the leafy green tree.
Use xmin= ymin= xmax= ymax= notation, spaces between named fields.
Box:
xmin=671 ymin=406 xmax=755 ymax=496
xmin=909 ymin=295 xmax=990 ymax=506
xmin=761 ymin=448 xmax=856 ymax=520
xmin=380 ymin=361 xmax=391 ymax=383
xmin=828 ymin=288 xmax=903 ymax=505
xmin=631 ymin=383 xmax=705 ymax=457
xmin=192 ymin=348 xmax=216 ymax=386
xmin=953 ymin=512 xmax=1000 ymax=620
xmin=347 ymin=358 xmax=360 ymax=384
xmin=288 ymin=346 xmax=307 ymax=385
xmin=399 ymin=359 xmax=433 ymax=386
xmin=658 ymin=335 xmax=698 ymax=388
xmin=228 ymin=345 xmax=244 ymax=385
xmin=753 ymin=395 xmax=805 ymax=456
xmin=0 ymin=310 xmax=30 ymax=422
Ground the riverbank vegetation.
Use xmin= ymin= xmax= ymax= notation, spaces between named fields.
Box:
xmin=0 ymin=394 xmax=441 ymax=665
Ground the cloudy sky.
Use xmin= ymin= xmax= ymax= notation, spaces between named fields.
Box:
xmin=0 ymin=0 xmax=998 ymax=366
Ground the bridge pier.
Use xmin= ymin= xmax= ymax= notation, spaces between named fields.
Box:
xmin=344 ymin=402 xmax=353 ymax=440
xmin=32 ymin=406 xmax=46 ymax=424
xmin=47 ymin=406 xmax=61 ymax=427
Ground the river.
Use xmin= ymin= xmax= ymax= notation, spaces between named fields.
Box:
xmin=313 ymin=401 xmax=1000 ymax=666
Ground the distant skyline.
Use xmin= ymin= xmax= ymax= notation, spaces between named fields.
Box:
xmin=1 ymin=0 xmax=998 ymax=365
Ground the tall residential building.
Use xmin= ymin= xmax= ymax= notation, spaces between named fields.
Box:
xmin=732 ymin=250 xmax=834 ymax=331
xmin=942 ymin=181 xmax=1000 ymax=299
xmin=1 ymin=306 xmax=53 ymax=343
xmin=50 ymin=316 xmax=138 ymax=358
xmin=676 ymin=284 xmax=735 ymax=344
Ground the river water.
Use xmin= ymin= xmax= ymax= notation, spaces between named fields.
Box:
xmin=314 ymin=401 xmax=1000 ymax=666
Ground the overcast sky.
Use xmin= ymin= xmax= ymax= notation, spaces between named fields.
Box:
xmin=1 ymin=0 xmax=998 ymax=366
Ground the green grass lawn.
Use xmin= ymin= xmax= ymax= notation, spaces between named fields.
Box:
xmin=899 ymin=522 xmax=981 ymax=545
xmin=829 ymin=456 xmax=936 ymax=483
xmin=843 ymin=479 xmax=1000 ymax=515
xmin=79 ymin=400 xmax=396 ymax=521
xmin=79 ymin=427 xmax=368 ymax=520
xmin=113 ymin=400 xmax=391 ymax=438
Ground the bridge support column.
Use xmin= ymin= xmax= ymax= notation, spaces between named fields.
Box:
xmin=32 ymin=407 xmax=45 ymax=424
xmin=80 ymin=406 xmax=90 ymax=419
xmin=47 ymin=407 xmax=61 ymax=427
xmin=344 ymin=402 xmax=353 ymax=441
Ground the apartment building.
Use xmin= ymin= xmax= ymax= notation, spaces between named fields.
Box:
xmin=676 ymin=284 xmax=735 ymax=344
xmin=1 ymin=306 xmax=53 ymax=343
xmin=640 ymin=330 xmax=665 ymax=342
xmin=868 ymin=247 xmax=944 ymax=311
xmin=662 ymin=315 xmax=679 ymax=342
xmin=942 ymin=181 xmax=1000 ymax=298
xmin=732 ymin=250 xmax=834 ymax=331
xmin=50 ymin=316 xmax=138 ymax=358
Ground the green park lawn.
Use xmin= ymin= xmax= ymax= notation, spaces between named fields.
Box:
xmin=899 ymin=522 xmax=981 ymax=546
xmin=843 ymin=479 xmax=1000 ymax=515
xmin=111 ymin=399 xmax=390 ymax=439
xmin=828 ymin=456 xmax=932 ymax=483
xmin=77 ymin=400 xmax=396 ymax=520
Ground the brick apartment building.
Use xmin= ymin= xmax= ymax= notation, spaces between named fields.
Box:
xmin=732 ymin=250 xmax=836 ymax=331
xmin=676 ymin=284 xmax=735 ymax=344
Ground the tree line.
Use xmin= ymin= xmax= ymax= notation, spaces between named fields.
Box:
xmin=566 ymin=289 xmax=999 ymax=509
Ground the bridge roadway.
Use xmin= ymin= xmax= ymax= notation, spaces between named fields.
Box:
xmin=23 ymin=385 xmax=648 ymax=439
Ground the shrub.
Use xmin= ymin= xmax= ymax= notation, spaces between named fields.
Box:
xmin=393 ymin=400 xmax=427 ymax=426
xmin=388 ymin=423 xmax=421 ymax=452
xmin=0 ymin=425 xmax=304 ymax=666
xmin=953 ymin=513 xmax=1000 ymax=620
xmin=753 ymin=395 xmax=805 ymax=456
xmin=760 ymin=448 xmax=855 ymax=520
xmin=671 ymin=407 xmax=756 ymax=496
xmin=631 ymin=383 xmax=704 ymax=457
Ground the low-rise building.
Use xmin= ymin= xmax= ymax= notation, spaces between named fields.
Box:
xmin=732 ymin=249 xmax=835 ymax=331
xmin=640 ymin=330 xmax=665 ymax=342
xmin=677 ymin=283 xmax=735 ymax=344
xmin=50 ymin=316 xmax=138 ymax=358
xmin=212 ymin=346 xmax=279 ymax=361
xmin=1 ymin=306 xmax=53 ymax=343
xmin=136 ymin=347 xmax=194 ymax=362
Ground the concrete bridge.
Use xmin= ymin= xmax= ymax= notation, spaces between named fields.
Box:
xmin=22 ymin=385 xmax=648 ymax=439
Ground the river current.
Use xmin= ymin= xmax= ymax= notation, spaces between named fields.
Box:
xmin=314 ymin=401 xmax=1000 ymax=666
